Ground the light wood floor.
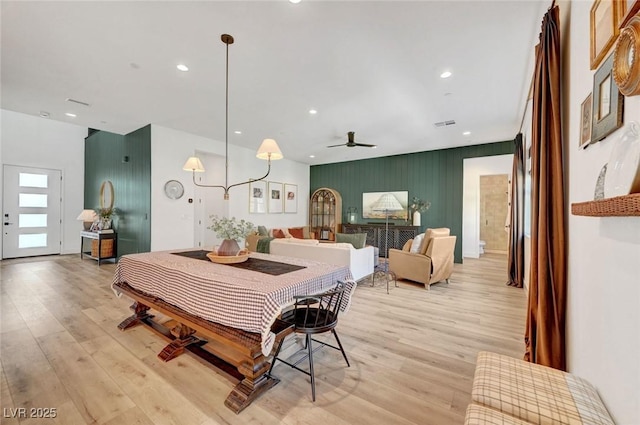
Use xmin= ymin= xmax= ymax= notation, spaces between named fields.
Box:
xmin=0 ymin=253 xmax=526 ymax=425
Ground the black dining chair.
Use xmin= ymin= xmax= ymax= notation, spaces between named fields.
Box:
xmin=268 ymin=281 xmax=351 ymax=401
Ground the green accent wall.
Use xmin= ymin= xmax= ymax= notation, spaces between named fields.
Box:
xmin=310 ymin=140 xmax=515 ymax=262
xmin=84 ymin=125 xmax=151 ymax=256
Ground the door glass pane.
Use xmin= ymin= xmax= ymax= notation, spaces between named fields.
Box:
xmin=19 ymin=193 xmax=48 ymax=208
xmin=19 ymin=214 xmax=47 ymax=228
xmin=18 ymin=233 xmax=47 ymax=248
xmin=19 ymin=173 xmax=48 ymax=188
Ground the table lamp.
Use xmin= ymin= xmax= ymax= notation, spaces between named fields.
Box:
xmin=77 ymin=209 xmax=97 ymax=230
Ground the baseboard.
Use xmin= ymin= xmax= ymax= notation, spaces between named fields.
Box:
xmin=484 ymin=249 xmax=507 ymax=255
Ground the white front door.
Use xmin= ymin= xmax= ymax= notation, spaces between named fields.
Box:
xmin=2 ymin=165 xmax=62 ymax=259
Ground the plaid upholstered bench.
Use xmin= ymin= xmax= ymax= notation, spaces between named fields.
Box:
xmin=465 ymin=351 xmax=615 ymax=425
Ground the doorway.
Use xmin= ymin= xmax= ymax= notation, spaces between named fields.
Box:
xmin=193 ymin=151 xmax=227 ymax=250
xmin=2 ymin=165 xmax=62 ymax=259
xmin=479 ymin=174 xmax=509 ymax=254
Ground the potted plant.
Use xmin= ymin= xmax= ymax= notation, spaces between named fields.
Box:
xmin=410 ymin=197 xmax=431 ymax=226
xmin=94 ymin=207 xmax=116 ymax=230
xmin=208 ymin=215 xmax=255 ymax=256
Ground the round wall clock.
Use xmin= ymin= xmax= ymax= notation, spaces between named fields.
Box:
xmin=164 ymin=180 xmax=184 ymax=199
xmin=613 ymin=15 xmax=640 ymax=96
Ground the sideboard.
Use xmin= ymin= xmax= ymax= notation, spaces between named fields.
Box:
xmin=342 ymin=223 xmax=419 ymax=257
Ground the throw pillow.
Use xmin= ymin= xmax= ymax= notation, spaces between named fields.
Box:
xmin=288 ymin=227 xmax=305 ymax=239
xmin=410 ymin=233 xmax=425 ymax=253
xmin=335 ymin=233 xmax=366 ymax=249
xmin=257 ymin=225 xmax=269 ymax=236
xmin=273 ymin=228 xmax=286 ymax=238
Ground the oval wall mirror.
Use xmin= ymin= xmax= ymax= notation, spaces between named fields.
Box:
xmin=99 ymin=180 xmax=115 ymax=210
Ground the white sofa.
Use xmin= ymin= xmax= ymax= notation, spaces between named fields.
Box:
xmin=269 ymin=238 xmax=374 ymax=282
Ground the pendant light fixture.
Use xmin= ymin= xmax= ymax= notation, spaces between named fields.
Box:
xmin=183 ymin=34 xmax=283 ymax=200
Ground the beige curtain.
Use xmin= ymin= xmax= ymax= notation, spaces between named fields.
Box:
xmin=507 ymin=134 xmax=525 ymax=288
xmin=524 ymin=5 xmax=567 ymax=371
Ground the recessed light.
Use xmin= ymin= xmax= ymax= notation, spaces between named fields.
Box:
xmin=309 ymin=155 xmax=315 ymax=158
xmin=289 ymin=0 xmax=302 ymax=3
xmin=234 ymin=130 xmax=242 ymax=134
xmin=39 ymin=111 xmax=50 ymax=118
xmin=177 ymin=64 xmax=189 ymax=72
xmin=372 ymin=146 xmax=377 ymax=149
xmin=309 ymin=109 xmax=317 ymax=114
xmin=440 ymin=71 xmax=452 ymax=79
xmin=65 ymin=112 xmax=77 ymax=118
xmin=463 ymin=131 xmax=471 ymax=136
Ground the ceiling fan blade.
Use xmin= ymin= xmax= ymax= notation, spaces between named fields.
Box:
xmin=354 ymin=143 xmax=377 ymax=147
xmin=326 ymin=143 xmax=346 ymax=148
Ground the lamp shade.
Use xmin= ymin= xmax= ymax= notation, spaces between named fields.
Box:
xmin=76 ymin=209 xmax=97 ymax=221
xmin=256 ymin=139 xmax=283 ymax=160
xmin=371 ymin=193 xmax=404 ymax=212
xmin=183 ymin=157 xmax=205 ymax=172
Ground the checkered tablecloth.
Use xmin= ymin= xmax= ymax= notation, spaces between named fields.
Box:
xmin=112 ymin=251 xmax=354 ymax=356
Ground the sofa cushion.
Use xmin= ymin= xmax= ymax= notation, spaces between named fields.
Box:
xmin=422 ymin=228 xmax=450 ymax=255
xmin=472 ymin=351 xmax=614 ymax=425
xmin=410 ymin=233 xmax=425 ymax=253
xmin=288 ymin=227 xmax=305 ymax=239
xmin=335 ymin=233 xmax=366 ymax=249
xmin=257 ymin=225 xmax=269 ymax=236
xmin=273 ymin=228 xmax=287 ymax=238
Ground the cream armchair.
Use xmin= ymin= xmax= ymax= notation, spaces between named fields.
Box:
xmin=388 ymin=228 xmax=456 ymax=290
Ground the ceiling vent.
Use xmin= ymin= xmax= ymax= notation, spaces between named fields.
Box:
xmin=65 ymin=98 xmax=90 ymax=107
xmin=434 ymin=120 xmax=456 ymax=127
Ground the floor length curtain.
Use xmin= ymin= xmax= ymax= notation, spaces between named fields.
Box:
xmin=525 ymin=5 xmax=567 ymax=371
xmin=507 ymin=133 xmax=525 ymax=288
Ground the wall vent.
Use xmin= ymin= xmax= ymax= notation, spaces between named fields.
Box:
xmin=65 ymin=98 xmax=90 ymax=107
xmin=434 ymin=120 xmax=456 ymax=127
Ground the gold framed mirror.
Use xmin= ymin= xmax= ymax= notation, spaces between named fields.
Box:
xmin=99 ymin=180 xmax=115 ymax=211
xmin=614 ymin=15 xmax=640 ymax=95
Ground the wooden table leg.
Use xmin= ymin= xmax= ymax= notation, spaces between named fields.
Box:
xmin=158 ymin=323 xmax=200 ymax=362
xmin=224 ymin=353 xmax=280 ymax=413
xmin=117 ymin=302 xmax=154 ymax=330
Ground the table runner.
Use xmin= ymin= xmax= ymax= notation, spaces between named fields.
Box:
xmin=171 ymin=250 xmax=306 ymax=275
xmin=112 ymin=251 xmax=354 ymax=356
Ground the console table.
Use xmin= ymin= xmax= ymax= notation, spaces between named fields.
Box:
xmin=80 ymin=230 xmax=117 ymax=265
xmin=342 ymin=223 xmax=419 ymax=257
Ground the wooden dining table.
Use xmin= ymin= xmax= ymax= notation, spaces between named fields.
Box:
xmin=111 ymin=249 xmax=354 ymax=413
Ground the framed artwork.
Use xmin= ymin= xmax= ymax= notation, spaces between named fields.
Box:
xmin=619 ymin=0 xmax=639 ymax=28
xmin=592 ymin=53 xmax=624 ymax=142
xmin=362 ymin=191 xmax=408 ymax=220
xmin=268 ymin=181 xmax=283 ymax=213
xmin=249 ymin=181 xmax=267 ymax=213
xmin=284 ymin=183 xmax=297 ymax=213
xmin=580 ymin=93 xmax=593 ymax=148
xmin=591 ymin=0 xmax=622 ymax=70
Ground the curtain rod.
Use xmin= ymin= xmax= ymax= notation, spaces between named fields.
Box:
xmin=517 ymin=0 xmax=555 ymax=138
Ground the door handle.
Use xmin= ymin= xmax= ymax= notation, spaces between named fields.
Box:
xmin=3 ymin=222 xmax=13 ymax=225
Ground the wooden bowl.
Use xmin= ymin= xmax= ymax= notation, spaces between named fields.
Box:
xmin=206 ymin=249 xmax=250 ymax=264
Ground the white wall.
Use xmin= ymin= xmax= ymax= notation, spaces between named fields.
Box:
xmin=1 ymin=109 xmax=87 ymax=255
xmin=150 ymin=125 xmax=310 ymax=251
xmin=567 ymin=2 xmax=640 ymax=423
xmin=462 ymin=154 xmax=513 ymax=258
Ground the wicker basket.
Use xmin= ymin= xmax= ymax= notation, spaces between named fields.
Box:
xmin=91 ymin=239 xmax=114 ymax=257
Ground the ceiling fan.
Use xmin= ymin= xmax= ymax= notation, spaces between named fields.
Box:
xmin=327 ymin=131 xmax=376 ymax=148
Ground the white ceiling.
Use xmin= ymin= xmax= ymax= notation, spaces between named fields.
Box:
xmin=1 ymin=1 xmax=548 ymax=165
